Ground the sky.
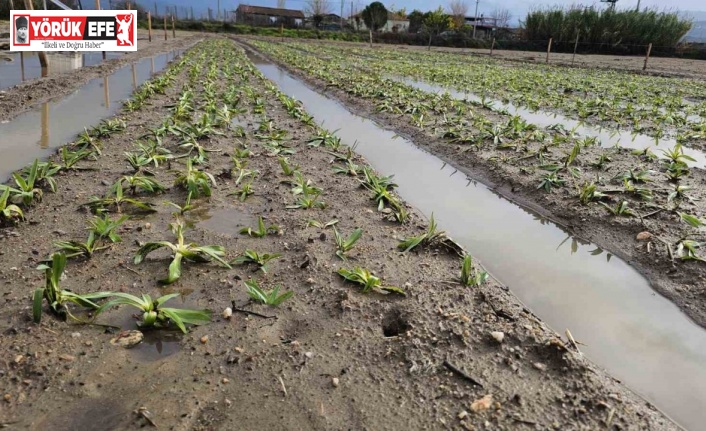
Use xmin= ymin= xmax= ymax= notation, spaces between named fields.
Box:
xmin=125 ymin=0 xmax=706 ymax=23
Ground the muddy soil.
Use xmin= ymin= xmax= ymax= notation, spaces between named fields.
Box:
xmin=0 ymin=29 xmax=203 ymax=122
xmin=242 ymin=35 xmax=706 ymax=80
xmin=0 ymin=38 xmax=676 ymax=430
xmin=242 ymin=39 xmax=706 ymax=333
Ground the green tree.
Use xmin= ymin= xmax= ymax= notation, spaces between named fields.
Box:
xmin=362 ymin=1 xmax=388 ymax=32
xmin=422 ymin=7 xmax=450 ymax=49
xmin=408 ymin=9 xmax=424 ymax=33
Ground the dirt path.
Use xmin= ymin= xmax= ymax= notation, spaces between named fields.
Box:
xmin=0 ymin=38 xmax=676 ymax=430
xmin=0 ymin=29 xmax=203 ymax=122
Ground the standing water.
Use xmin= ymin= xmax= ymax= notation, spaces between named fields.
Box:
xmin=0 ymin=51 xmax=180 ymax=181
xmin=252 ymin=53 xmax=706 ymax=430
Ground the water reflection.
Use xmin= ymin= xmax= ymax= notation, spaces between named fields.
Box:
xmin=255 ymin=59 xmax=706 ymax=430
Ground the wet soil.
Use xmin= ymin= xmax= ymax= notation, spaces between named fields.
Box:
xmin=0 ymin=37 xmax=678 ymax=430
xmin=242 ymin=36 xmax=706 ymax=80
xmin=0 ymin=29 xmax=202 ymax=123
xmin=242 ymin=40 xmax=706 ymax=339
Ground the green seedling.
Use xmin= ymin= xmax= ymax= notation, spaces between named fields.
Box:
xmin=230 ymin=249 xmax=282 ymax=274
xmin=678 ymin=212 xmax=705 ymax=228
xmin=89 ymin=214 xmax=128 ymax=243
xmin=662 ymin=144 xmax=696 ymax=165
xmin=290 ymin=173 xmax=322 ymax=196
xmin=97 ymin=292 xmax=211 ymax=333
xmin=26 ymin=162 xmax=60 ymax=192
xmin=0 ymin=188 xmax=24 ymax=226
xmin=164 ymin=193 xmax=194 ymax=216
xmin=61 ymin=147 xmax=96 ymax=170
xmin=334 ymin=227 xmax=363 ymax=260
xmin=244 ymin=279 xmax=293 ymax=306
xmin=278 ymin=156 xmax=300 ymax=176
xmin=113 ymin=175 xmax=166 ymax=195
xmin=134 ymin=220 xmax=231 ymax=284
xmin=675 ymin=240 xmax=705 ymax=262
xmin=174 ymin=159 xmax=217 ymax=198
xmin=307 ymin=129 xmax=340 ymax=148
xmin=398 ymin=214 xmax=445 ymax=252
xmin=578 ymin=182 xmax=607 ymax=205
xmin=669 ymin=185 xmax=694 ymax=204
xmin=599 ymin=200 xmax=635 ymax=217
xmin=1 ymin=159 xmax=43 ymax=206
xmin=333 ymin=160 xmax=361 ymax=176
xmin=307 ymin=219 xmax=339 ymax=229
xmin=240 ymin=216 xmax=279 ymax=237
xmin=233 ymin=146 xmax=253 ymax=160
xmin=623 ymin=180 xmax=653 ymax=201
xmin=84 ymin=183 xmax=156 ymax=214
xmin=336 ymin=267 xmax=404 ymax=295
xmin=460 ymin=255 xmax=489 ymax=287
xmin=537 ymin=171 xmax=565 ymax=192
xmin=229 ymin=178 xmax=255 ymax=202
xmin=288 ymin=191 xmax=326 ymax=210
xmin=33 ymin=252 xmax=113 ymax=323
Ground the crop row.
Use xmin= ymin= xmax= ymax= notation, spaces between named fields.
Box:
xmin=250 ymin=40 xmax=706 ymax=266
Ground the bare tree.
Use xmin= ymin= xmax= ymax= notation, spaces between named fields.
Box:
xmin=448 ymin=0 xmax=468 ymax=29
xmin=306 ymin=0 xmax=332 ymax=17
xmin=277 ymin=0 xmax=286 ymax=9
xmin=493 ymin=8 xmax=512 ymax=28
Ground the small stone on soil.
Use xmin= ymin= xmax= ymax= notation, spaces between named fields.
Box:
xmin=200 ymin=335 xmax=209 ymax=344
xmin=636 ymin=231 xmax=652 ymax=241
xmin=490 ymin=331 xmax=505 ymax=343
xmin=223 ymin=307 xmax=233 ymax=319
xmin=533 ymin=362 xmax=547 ymax=371
xmin=332 ymin=377 xmax=340 ymax=387
xmin=470 ymin=394 xmax=493 ymax=412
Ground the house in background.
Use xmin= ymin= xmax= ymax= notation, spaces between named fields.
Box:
xmin=235 ymin=5 xmax=305 ymax=27
xmin=352 ymin=12 xmax=409 ymax=32
xmin=463 ymin=15 xmax=497 ymax=39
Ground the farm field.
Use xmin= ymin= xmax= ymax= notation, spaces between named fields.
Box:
xmin=0 ymin=36 xmax=702 ymax=430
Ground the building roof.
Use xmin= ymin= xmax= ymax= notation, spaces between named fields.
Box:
xmin=236 ymin=5 xmax=305 ymax=19
xmin=350 ymin=11 xmax=409 ymax=21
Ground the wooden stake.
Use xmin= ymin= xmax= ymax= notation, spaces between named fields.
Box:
xmin=103 ymin=76 xmax=110 ymax=109
xmin=23 ymin=0 xmax=48 ymax=70
xmin=571 ymin=31 xmax=580 ymax=66
xmin=171 ymin=15 xmax=175 ymax=39
xmin=489 ymin=37 xmax=495 ymax=56
xmin=546 ymin=37 xmax=552 ymax=63
xmin=643 ymin=43 xmax=652 ymax=71
xmin=20 ymin=51 xmax=25 ymax=81
xmin=369 ymin=29 xmax=372 ymax=48
xmin=40 ymin=103 xmax=49 ymax=149
xmin=164 ymin=15 xmax=167 ymax=40
xmin=281 ymin=22 xmax=284 ymax=42
xmin=147 ymin=11 xmax=152 ymax=42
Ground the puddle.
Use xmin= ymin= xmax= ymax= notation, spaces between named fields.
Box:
xmin=254 ymin=57 xmax=706 ymax=431
xmin=0 ymin=51 xmax=124 ymax=90
xmin=34 ymin=396 xmax=130 ymax=431
xmin=107 ymin=287 xmax=195 ymax=361
xmin=0 ymin=50 xmax=181 ymax=181
xmin=398 ymin=77 xmax=706 ymax=169
xmin=186 ymin=206 xmax=260 ymax=236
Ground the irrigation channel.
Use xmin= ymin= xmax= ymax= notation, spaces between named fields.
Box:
xmin=247 ymin=49 xmax=706 ymax=430
xmin=0 ymin=51 xmax=124 ymax=90
xmin=0 ymin=50 xmax=181 ymax=181
xmin=396 ymin=77 xmax=706 ymax=169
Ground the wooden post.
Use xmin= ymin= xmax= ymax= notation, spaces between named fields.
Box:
xmin=103 ymin=76 xmax=110 ymax=109
xmin=280 ymin=23 xmax=284 ymax=42
xmin=571 ymin=31 xmax=580 ymax=66
xmin=131 ymin=63 xmax=137 ymax=90
xmin=147 ymin=11 xmax=152 ymax=42
xmin=171 ymin=15 xmax=175 ymax=39
xmin=489 ymin=38 xmax=495 ymax=56
xmin=20 ymin=52 xmax=25 ymax=81
xmin=546 ymin=37 xmax=552 ymax=63
xmin=23 ymin=0 xmax=48 ymax=70
xmin=643 ymin=43 xmax=652 ymax=71
xmin=40 ymin=103 xmax=49 ymax=149
xmin=369 ymin=29 xmax=372 ymax=48
xmin=164 ymin=15 xmax=168 ymax=40
xmin=9 ymin=0 xmax=14 ymax=10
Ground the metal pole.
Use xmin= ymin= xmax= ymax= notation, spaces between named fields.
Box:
xmin=148 ymin=11 xmax=152 ymax=42
xmin=489 ymin=37 xmax=495 ymax=56
xmin=472 ymin=0 xmax=479 ymax=39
